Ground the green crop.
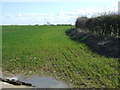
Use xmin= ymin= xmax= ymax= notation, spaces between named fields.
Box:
xmin=2 ymin=25 xmax=119 ymax=88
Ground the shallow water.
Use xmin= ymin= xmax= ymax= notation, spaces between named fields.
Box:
xmin=3 ymin=75 xmax=68 ymax=88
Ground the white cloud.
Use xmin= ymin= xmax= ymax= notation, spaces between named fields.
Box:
xmin=16 ymin=13 xmax=22 ymax=17
xmin=59 ymin=6 xmax=64 ymax=9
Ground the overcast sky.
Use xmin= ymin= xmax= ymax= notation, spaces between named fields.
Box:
xmin=1 ymin=0 xmax=119 ymax=25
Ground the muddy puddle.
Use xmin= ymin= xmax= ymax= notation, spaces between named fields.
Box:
xmin=2 ymin=75 xmax=69 ymax=88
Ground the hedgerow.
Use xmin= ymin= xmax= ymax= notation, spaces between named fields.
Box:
xmin=76 ymin=15 xmax=120 ymax=37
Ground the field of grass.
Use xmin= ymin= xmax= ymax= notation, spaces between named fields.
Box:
xmin=2 ymin=25 xmax=119 ymax=88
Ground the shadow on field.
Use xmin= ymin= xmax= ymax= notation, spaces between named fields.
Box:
xmin=66 ymin=28 xmax=119 ymax=58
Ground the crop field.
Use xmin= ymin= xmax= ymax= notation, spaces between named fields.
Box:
xmin=2 ymin=25 xmax=119 ymax=88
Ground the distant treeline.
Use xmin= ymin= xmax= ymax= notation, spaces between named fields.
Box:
xmin=56 ymin=24 xmax=72 ymax=26
xmin=76 ymin=15 xmax=120 ymax=37
xmin=35 ymin=24 xmax=72 ymax=26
